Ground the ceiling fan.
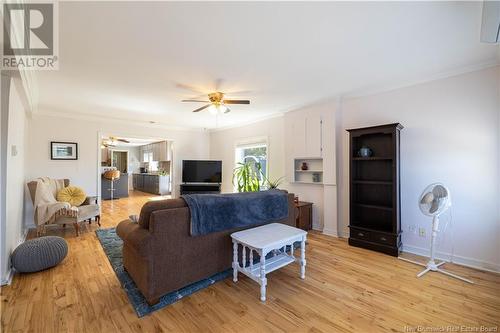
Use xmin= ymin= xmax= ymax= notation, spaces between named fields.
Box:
xmin=101 ymin=136 xmax=130 ymax=148
xmin=182 ymin=92 xmax=250 ymax=114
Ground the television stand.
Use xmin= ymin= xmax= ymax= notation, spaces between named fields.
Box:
xmin=180 ymin=183 xmax=221 ymax=195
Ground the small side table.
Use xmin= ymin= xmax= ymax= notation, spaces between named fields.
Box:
xmin=295 ymin=201 xmax=313 ymax=231
xmin=231 ymin=223 xmax=307 ymax=302
xmin=84 ymin=196 xmax=101 ymax=226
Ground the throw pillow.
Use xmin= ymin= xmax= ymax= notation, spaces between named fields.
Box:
xmin=57 ymin=186 xmax=87 ymax=207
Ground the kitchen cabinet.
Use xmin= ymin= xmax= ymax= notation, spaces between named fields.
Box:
xmin=287 ymin=111 xmax=323 ymax=158
xmin=133 ymin=174 xmax=170 ymax=195
xmin=140 ymin=141 xmax=168 ymax=162
xmin=290 ymin=116 xmax=307 ymax=157
xmin=305 ymin=114 xmax=322 ymax=157
xmin=152 ymin=141 xmax=168 ymax=161
xmin=101 ymin=147 xmax=111 ymax=165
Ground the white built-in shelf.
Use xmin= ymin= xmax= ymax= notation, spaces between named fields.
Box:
xmin=291 ymin=181 xmax=323 ymax=185
xmin=293 ymin=157 xmax=324 ymax=184
xmin=294 ymin=157 xmax=323 ymax=160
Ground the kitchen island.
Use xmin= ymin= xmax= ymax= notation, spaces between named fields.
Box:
xmin=132 ymin=173 xmax=170 ymax=195
xmin=102 ymin=173 xmax=129 ymax=200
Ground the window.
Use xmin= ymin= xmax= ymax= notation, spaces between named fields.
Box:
xmin=235 ymin=141 xmax=268 ymax=189
xmin=143 ymin=151 xmax=153 ymax=163
xmin=142 ymin=151 xmax=158 ymax=171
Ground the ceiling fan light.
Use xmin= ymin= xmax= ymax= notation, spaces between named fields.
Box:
xmin=208 ymin=104 xmax=218 ymax=115
xmin=219 ymin=104 xmax=228 ymax=113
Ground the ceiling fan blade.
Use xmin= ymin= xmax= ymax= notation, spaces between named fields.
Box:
xmin=192 ymin=104 xmax=211 ymax=113
xmin=182 ymin=99 xmax=209 ymax=103
xmin=223 ymin=99 xmax=250 ymax=105
xmin=175 ymin=83 xmax=205 ymax=94
xmin=117 ymin=138 xmax=130 ymax=143
xmin=224 ymin=106 xmax=231 ymax=114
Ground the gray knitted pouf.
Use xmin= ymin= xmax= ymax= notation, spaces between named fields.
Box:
xmin=11 ymin=236 xmax=68 ymax=273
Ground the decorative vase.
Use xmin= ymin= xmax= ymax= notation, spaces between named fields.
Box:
xmin=358 ymin=146 xmax=373 ymax=157
xmin=301 ymin=162 xmax=308 ymax=170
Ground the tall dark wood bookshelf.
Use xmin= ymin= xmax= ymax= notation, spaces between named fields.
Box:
xmin=347 ymin=123 xmax=403 ymax=256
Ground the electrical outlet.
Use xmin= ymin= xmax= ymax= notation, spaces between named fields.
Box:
xmin=419 ymin=228 xmax=426 ymax=237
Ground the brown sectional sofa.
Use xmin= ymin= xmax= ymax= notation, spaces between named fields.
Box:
xmin=116 ymin=193 xmax=296 ymax=305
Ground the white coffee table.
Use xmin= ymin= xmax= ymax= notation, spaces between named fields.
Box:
xmin=231 ymin=223 xmax=307 ymax=302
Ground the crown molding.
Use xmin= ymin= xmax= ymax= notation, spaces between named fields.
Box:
xmin=17 ymin=68 xmax=39 ymax=115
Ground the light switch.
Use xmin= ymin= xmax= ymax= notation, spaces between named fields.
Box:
xmin=11 ymin=145 xmax=18 ymax=156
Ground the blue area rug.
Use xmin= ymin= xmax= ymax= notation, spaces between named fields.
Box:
xmin=95 ymin=228 xmax=231 ymax=317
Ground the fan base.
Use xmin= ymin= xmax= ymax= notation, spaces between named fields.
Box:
xmin=398 ymin=257 xmax=473 ymax=284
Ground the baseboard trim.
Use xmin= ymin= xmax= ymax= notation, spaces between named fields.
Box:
xmin=402 ymin=244 xmax=500 ymax=274
xmin=1 ymin=268 xmax=14 ymax=286
xmin=1 ymin=228 xmax=29 ymax=286
xmin=338 ymin=231 xmax=349 ymax=239
xmin=322 ymin=227 xmax=338 ymax=237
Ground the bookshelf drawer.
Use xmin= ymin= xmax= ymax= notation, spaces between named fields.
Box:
xmin=350 ymin=227 xmax=370 ymax=241
xmin=370 ymin=231 xmax=396 ymax=246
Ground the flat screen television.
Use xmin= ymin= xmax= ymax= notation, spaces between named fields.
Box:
xmin=182 ymin=160 xmax=222 ymax=183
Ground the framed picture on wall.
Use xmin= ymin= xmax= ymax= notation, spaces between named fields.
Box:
xmin=51 ymin=142 xmax=78 ymax=160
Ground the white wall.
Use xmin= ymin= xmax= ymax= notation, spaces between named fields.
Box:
xmin=25 ymin=115 xmax=210 ymax=227
xmin=337 ymin=66 xmax=500 ymax=271
xmin=209 ymin=116 xmax=286 ymax=193
xmin=1 ymin=76 xmax=29 ymax=284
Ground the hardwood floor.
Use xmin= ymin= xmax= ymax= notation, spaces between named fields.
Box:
xmin=1 ymin=191 xmax=499 ymax=332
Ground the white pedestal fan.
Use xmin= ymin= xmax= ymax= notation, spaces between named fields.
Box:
xmin=399 ymin=183 xmax=473 ymax=284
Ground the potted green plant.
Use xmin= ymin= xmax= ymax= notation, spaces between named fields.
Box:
xmin=232 ymin=161 xmax=262 ymax=192
xmin=264 ymin=175 xmax=284 ymax=189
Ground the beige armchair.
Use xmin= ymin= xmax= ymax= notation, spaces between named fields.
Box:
xmin=27 ymin=179 xmax=101 ymax=236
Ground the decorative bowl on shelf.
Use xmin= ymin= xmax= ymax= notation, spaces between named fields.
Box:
xmin=358 ymin=146 xmax=373 ymax=157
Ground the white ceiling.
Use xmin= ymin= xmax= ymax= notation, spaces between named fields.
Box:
xmin=36 ymin=1 xmax=498 ymax=129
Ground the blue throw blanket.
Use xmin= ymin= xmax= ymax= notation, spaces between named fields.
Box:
xmin=182 ymin=190 xmax=289 ymax=236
